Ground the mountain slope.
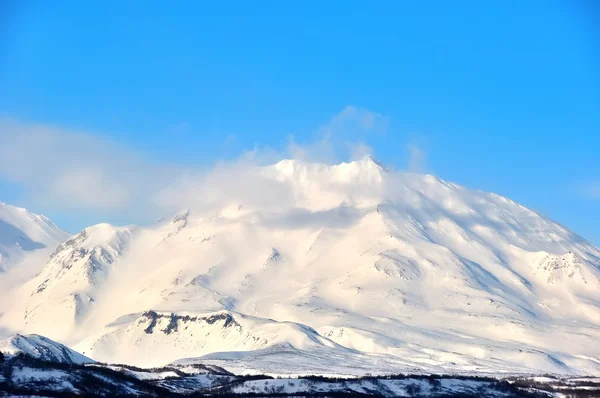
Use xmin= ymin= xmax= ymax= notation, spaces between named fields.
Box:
xmin=75 ymin=310 xmax=344 ymax=367
xmin=0 ymin=333 xmax=93 ymax=364
xmin=0 ymin=202 xmax=69 ymax=272
xmin=3 ymin=157 xmax=600 ymax=375
xmin=22 ymin=224 xmax=136 ymax=340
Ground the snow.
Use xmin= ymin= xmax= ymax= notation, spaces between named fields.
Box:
xmin=9 ymin=367 xmax=79 ymax=393
xmin=18 ymin=224 xmax=136 ymax=340
xmin=157 ymin=373 xmax=234 ymax=393
xmin=101 ymin=365 xmax=190 ymax=380
xmin=11 ymin=367 xmax=71 ymax=382
xmin=0 ymin=202 xmax=69 ymax=272
xmin=226 ymin=377 xmax=516 ymax=397
xmin=75 ymin=311 xmax=342 ymax=367
xmin=1 ymin=157 xmax=600 ymax=375
xmin=0 ymin=334 xmax=93 ymax=364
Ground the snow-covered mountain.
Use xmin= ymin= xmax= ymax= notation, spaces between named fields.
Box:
xmin=0 ymin=333 xmax=92 ymax=364
xmin=0 ymin=202 xmax=69 ymax=272
xmin=2 ymin=157 xmax=600 ymax=376
xmin=23 ymin=224 xmax=135 ymax=340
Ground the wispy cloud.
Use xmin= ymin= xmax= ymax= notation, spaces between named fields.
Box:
xmin=0 ymin=119 xmax=158 ymax=212
xmin=0 ymin=106 xmax=392 ymax=225
xmin=578 ymin=181 xmax=600 ymax=200
xmin=286 ymin=106 xmax=388 ymax=163
xmin=348 ymin=142 xmax=374 ymax=160
xmin=407 ymin=143 xmax=427 ymax=173
xmin=322 ymin=105 xmax=388 ymax=136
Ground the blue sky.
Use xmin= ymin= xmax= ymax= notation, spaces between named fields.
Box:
xmin=1 ymin=1 xmax=599 ymax=243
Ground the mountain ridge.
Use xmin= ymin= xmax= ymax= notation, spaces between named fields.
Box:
xmin=1 ymin=158 xmax=599 ymax=375
xmin=0 ymin=202 xmax=70 ymax=272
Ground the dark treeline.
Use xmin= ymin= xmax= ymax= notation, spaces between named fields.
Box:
xmin=1 ymin=353 xmax=598 ymax=397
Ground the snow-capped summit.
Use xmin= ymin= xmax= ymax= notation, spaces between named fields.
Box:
xmin=0 ymin=202 xmax=69 ymax=272
xmin=270 ymin=155 xmax=387 ymax=184
xmin=262 ymin=156 xmax=390 ymax=210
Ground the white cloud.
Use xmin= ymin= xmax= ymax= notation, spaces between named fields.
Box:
xmin=348 ymin=142 xmax=374 ymax=160
xmin=407 ymin=143 xmax=427 ymax=173
xmin=286 ymin=134 xmax=335 ymax=163
xmin=323 ymin=106 xmax=388 ymax=135
xmin=0 ymin=118 xmax=164 ymax=213
xmin=50 ymin=168 xmax=130 ymax=209
xmin=0 ymin=106 xmax=391 ymax=223
xmin=286 ymin=106 xmax=387 ymax=164
xmin=154 ymin=158 xmax=296 ymax=213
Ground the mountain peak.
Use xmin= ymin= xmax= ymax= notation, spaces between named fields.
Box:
xmin=270 ymin=156 xmax=388 ymax=185
xmin=0 ymin=202 xmax=69 ymax=271
xmin=337 ymin=155 xmax=388 ymax=179
xmin=356 ymin=154 xmax=387 ymax=170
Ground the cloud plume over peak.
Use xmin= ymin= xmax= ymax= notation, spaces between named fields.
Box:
xmin=0 ymin=107 xmax=398 ymax=228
